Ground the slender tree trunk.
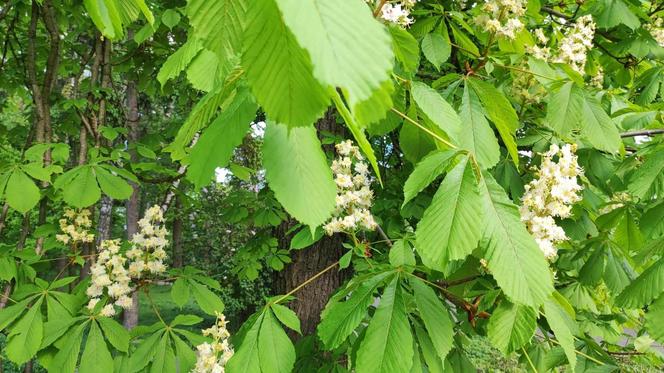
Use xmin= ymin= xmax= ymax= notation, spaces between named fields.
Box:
xmin=123 ymin=76 xmax=141 ymax=330
xmin=171 ymin=195 xmax=184 ymax=268
xmin=273 ymin=111 xmax=348 ymax=337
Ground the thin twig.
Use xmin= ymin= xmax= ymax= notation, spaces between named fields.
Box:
xmin=272 ymin=261 xmax=339 ymax=306
xmin=620 ymin=129 xmax=664 ymax=138
xmin=522 ymin=347 xmax=539 ymax=372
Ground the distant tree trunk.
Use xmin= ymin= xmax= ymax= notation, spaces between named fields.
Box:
xmin=123 ymin=76 xmax=141 ymax=330
xmin=273 ymin=110 xmax=348 ymax=337
xmin=172 ymin=195 xmax=184 ymax=268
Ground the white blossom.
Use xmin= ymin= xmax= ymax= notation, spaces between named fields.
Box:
xmin=554 ymin=15 xmax=596 ymax=74
xmin=192 ymin=313 xmax=234 ymax=373
xmin=324 ymin=140 xmax=378 ymax=235
xmin=366 ymin=0 xmax=419 ymax=27
xmin=56 ymin=208 xmax=94 ymax=245
xmin=520 ymin=144 xmax=583 ymax=259
xmin=474 ymin=0 xmax=527 ymax=40
xmin=646 ymin=17 xmax=664 ymax=47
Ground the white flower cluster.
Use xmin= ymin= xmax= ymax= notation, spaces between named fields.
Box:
xmin=56 ymin=208 xmax=95 ymax=245
xmin=87 ymin=239 xmax=133 ymax=317
xmin=192 ymin=313 xmax=234 ymax=373
xmin=646 ymin=17 xmax=664 ymax=47
xmin=83 ymin=205 xmax=169 ymax=317
xmin=367 ymin=0 xmax=419 ymax=27
xmin=473 ymin=0 xmax=527 ymax=39
xmin=126 ymin=205 xmax=169 ymax=278
xmin=520 ymin=144 xmax=584 ymax=259
xmin=526 ymin=28 xmax=552 ymax=60
xmin=554 ymin=15 xmax=596 ymax=74
xmin=324 ymin=140 xmax=377 ymax=235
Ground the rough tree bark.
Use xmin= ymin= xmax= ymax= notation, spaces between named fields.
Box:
xmin=273 ymin=110 xmax=348 ymax=337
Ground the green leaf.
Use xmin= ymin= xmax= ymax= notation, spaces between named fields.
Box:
xmin=628 ymin=151 xmax=664 ymax=199
xmin=641 ymin=201 xmax=664 ymax=238
xmin=157 ymin=39 xmax=203 ymax=87
xmin=645 ymin=294 xmax=664 ymax=344
xmin=289 ymin=227 xmax=323 ymax=250
xmin=276 ymin=0 xmax=393 ymax=106
xmin=52 ymin=321 xmax=87 ymax=373
xmin=226 ymin=313 xmax=262 ymax=373
xmin=478 ymin=172 xmax=553 ymax=307
xmin=243 ymin=0 xmax=329 ymax=127
xmin=356 ymin=276 xmax=414 ymax=372
xmin=317 ymin=272 xmax=392 ymax=349
xmin=421 ymin=33 xmax=450 ymax=69
xmin=487 ymin=301 xmax=536 ymax=354
xmin=172 ymin=334 xmax=197 ymax=372
xmin=187 ymin=49 xmax=220 ymax=92
xmin=188 ymin=89 xmax=257 ymax=189
xmin=546 ymin=82 xmax=584 ymax=137
xmin=614 ymin=209 xmax=643 ymax=253
xmin=186 ymin=0 xmax=246 ymax=63
xmin=5 ymin=169 xmax=40 ymax=213
xmin=6 ymin=298 xmax=43 ymax=365
xmin=413 ymin=322 xmax=444 ymax=373
xmin=390 ymin=26 xmax=419 ymax=73
xmin=416 ymin=156 xmax=482 ymax=270
xmin=543 ymin=294 xmax=577 ymax=371
xmin=616 ymin=257 xmax=664 ymax=308
xmin=58 ymin=166 xmax=101 ymax=208
xmin=0 ymin=297 xmax=32 ymax=331
xmin=161 ymin=9 xmax=180 ymax=28
xmin=580 ymin=96 xmax=621 ymax=153
xmin=84 ymin=0 xmax=124 ymax=39
xmin=411 ymin=279 xmax=454 ymax=360
xmin=80 ymin=321 xmax=114 ymax=373
xmin=95 ymin=167 xmax=133 ymax=200
xmin=411 ymin=81 xmax=461 ymax=143
xmin=389 ymin=239 xmax=416 ymax=267
xmin=468 ymin=78 xmax=519 ymax=165
xmin=593 ymin=0 xmax=640 ymax=30
xmin=262 ymin=121 xmax=336 ymax=227
xmin=98 ymin=317 xmax=130 ymax=353
xmin=171 ymin=278 xmax=190 ymax=307
xmin=191 ymin=280 xmax=225 ymax=315
xmin=271 ymin=303 xmax=301 ymax=334
xmin=128 ymin=330 xmax=164 ymax=372
xmin=403 ymin=149 xmax=458 ymax=207
xmin=171 ymin=314 xmax=204 ymax=327
xmin=258 ymin=310 xmax=296 ymax=373
xmin=458 ymin=84 xmax=500 ymax=169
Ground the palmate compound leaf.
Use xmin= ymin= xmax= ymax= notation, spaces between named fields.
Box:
xmin=262 ymin=121 xmax=336 ymax=227
xmin=79 ymin=321 xmax=114 ymax=373
xmin=187 ymin=89 xmax=257 ymax=189
xmin=415 ymin=155 xmax=482 ymax=271
xmin=5 ymin=297 xmax=43 ymax=365
xmin=478 ymin=172 xmax=554 ymax=307
xmin=487 ymin=300 xmax=537 ymax=354
xmin=276 ymin=0 xmax=393 ymax=108
xmin=355 ymin=275 xmax=414 ymax=373
xmin=242 ymin=0 xmax=330 ymax=127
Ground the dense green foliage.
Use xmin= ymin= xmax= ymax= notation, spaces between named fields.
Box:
xmin=1 ymin=0 xmax=664 ymax=372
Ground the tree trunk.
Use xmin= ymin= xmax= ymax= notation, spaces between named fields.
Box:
xmin=123 ymin=76 xmax=141 ymax=330
xmin=273 ymin=111 xmax=348 ymax=337
xmin=171 ymin=195 xmax=184 ymax=268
